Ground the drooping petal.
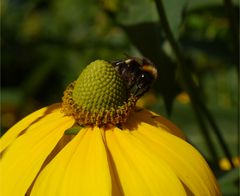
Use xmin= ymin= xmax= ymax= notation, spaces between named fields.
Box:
xmin=31 ymin=127 xmax=112 ymax=196
xmin=124 ymin=108 xmax=185 ymax=139
xmin=0 ymin=103 xmax=61 ymax=152
xmin=132 ymin=122 xmax=220 ymax=196
xmin=104 ymin=128 xmax=187 ymax=196
xmin=0 ymin=116 xmax=74 ymax=196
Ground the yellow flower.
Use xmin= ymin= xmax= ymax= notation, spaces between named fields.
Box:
xmin=219 ymin=156 xmax=240 ymax=171
xmin=0 ymin=59 xmax=220 ymax=195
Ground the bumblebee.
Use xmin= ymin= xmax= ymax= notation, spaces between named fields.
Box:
xmin=111 ymin=57 xmax=157 ymax=98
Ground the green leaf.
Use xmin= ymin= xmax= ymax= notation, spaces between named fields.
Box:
xmin=116 ymin=0 xmax=158 ymax=25
xmin=161 ymin=0 xmax=188 ymax=37
xmin=116 ymin=0 xmax=188 ymax=36
xmin=1 ymin=88 xmax=24 ymax=107
xmin=64 ymin=126 xmax=84 ymax=135
xmin=188 ymin=0 xmax=239 ymax=9
xmin=218 ymin=168 xmax=239 ymax=185
xmin=218 ymin=168 xmax=240 ymax=195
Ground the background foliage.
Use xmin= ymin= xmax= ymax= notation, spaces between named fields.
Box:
xmin=1 ymin=0 xmax=239 ymax=194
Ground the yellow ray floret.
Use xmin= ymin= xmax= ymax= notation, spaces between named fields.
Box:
xmin=0 ymin=103 xmax=61 ymax=152
xmin=0 ymin=104 xmax=221 ymax=196
xmin=0 ymin=113 xmax=74 ymax=196
xmin=31 ymin=127 xmax=111 ymax=196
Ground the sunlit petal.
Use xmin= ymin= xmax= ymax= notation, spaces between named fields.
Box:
xmin=0 ymin=104 xmax=61 ymax=152
xmin=31 ymin=127 xmax=112 ymax=196
xmin=133 ymin=122 xmax=220 ymax=196
xmin=125 ymin=108 xmax=185 ymax=139
xmin=0 ymin=116 xmax=74 ymax=196
xmin=104 ymin=128 xmax=187 ymax=196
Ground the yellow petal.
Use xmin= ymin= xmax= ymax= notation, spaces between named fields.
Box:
xmin=31 ymin=127 xmax=112 ymax=196
xmin=132 ymin=122 xmax=220 ymax=196
xmin=125 ymin=108 xmax=185 ymax=139
xmin=0 ymin=116 xmax=74 ymax=196
xmin=0 ymin=103 xmax=61 ymax=152
xmin=104 ymin=128 xmax=187 ymax=196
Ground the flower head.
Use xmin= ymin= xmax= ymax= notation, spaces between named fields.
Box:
xmin=0 ymin=58 xmax=220 ymax=195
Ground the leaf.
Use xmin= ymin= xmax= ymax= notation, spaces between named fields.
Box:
xmin=218 ymin=168 xmax=239 ymax=185
xmin=1 ymin=88 xmax=24 ymax=107
xmin=116 ymin=0 xmax=188 ymax=36
xmin=161 ymin=0 xmax=188 ymax=37
xmin=187 ymin=0 xmax=239 ymax=10
xmin=116 ymin=0 xmax=158 ymax=25
xmin=64 ymin=126 xmax=84 ymax=135
xmin=218 ymin=168 xmax=239 ymax=195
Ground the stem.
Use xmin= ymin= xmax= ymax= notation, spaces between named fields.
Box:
xmin=154 ymin=0 xmax=234 ymax=167
xmin=192 ymin=102 xmax=219 ymax=164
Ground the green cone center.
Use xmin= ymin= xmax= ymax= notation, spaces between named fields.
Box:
xmin=72 ymin=60 xmax=128 ymax=113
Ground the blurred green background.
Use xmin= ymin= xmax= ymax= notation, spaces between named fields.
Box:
xmin=1 ymin=0 xmax=239 ymax=195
